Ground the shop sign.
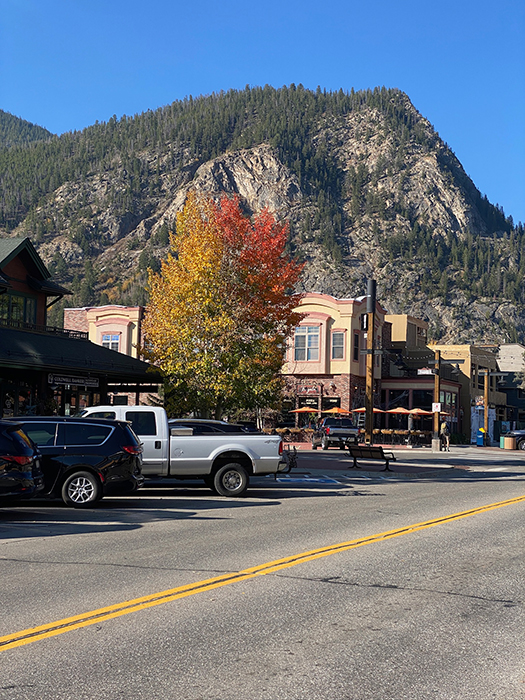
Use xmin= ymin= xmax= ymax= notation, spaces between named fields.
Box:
xmin=296 ymin=385 xmax=320 ymax=395
xmin=417 ymin=368 xmax=434 ymax=375
xmin=299 ymin=397 xmax=319 ymax=407
xmin=48 ymin=373 xmax=99 ymax=388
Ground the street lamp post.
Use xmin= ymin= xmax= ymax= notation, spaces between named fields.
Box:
xmin=364 ymin=280 xmax=376 ymax=445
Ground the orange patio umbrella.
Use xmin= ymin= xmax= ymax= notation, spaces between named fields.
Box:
xmin=351 ymin=407 xmax=385 ymax=413
xmin=322 ymin=406 xmax=353 ymax=414
xmin=290 ymin=406 xmax=318 ymax=413
xmin=386 ymin=407 xmax=412 ymax=414
xmin=408 ymin=408 xmax=433 ymax=416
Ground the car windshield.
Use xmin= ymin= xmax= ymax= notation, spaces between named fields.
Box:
xmin=324 ymin=418 xmax=355 ymax=427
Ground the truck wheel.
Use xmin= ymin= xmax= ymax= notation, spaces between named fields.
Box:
xmin=212 ymin=463 xmax=249 ymax=497
xmin=61 ymin=471 xmax=102 ymax=508
xmin=321 ymin=437 xmax=329 ymax=450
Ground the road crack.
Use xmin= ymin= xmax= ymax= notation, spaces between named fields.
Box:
xmin=275 ymin=572 xmax=521 ymax=606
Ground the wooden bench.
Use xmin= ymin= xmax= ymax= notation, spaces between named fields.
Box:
xmin=347 ymin=444 xmax=397 ymax=471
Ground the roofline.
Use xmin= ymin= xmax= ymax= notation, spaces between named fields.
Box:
xmin=0 ymin=237 xmax=50 ymax=279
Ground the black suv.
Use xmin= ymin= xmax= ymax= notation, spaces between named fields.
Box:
xmin=7 ymin=417 xmax=144 ymax=508
xmin=0 ymin=420 xmax=44 ymax=503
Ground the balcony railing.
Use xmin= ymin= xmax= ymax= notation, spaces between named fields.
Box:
xmin=0 ymin=317 xmax=89 ymax=340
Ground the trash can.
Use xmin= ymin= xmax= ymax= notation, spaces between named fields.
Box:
xmin=504 ymin=436 xmax=516 ymax=450
xmin=500 ymin=436 xmax=506 ymax=449
xmin=476 ymin=428 xmax=486 ymax=446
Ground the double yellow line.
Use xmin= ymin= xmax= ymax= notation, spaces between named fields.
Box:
xmin=2 ymin=494 xmax=524 ymax=652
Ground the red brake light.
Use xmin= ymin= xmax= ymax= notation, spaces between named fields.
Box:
xmin=279 ymin=440 xmax=283 ymax=455
xmin=123 ymin=445 xmax=142 ymax=455
xmin=325 ymin=427 xmax=330 ymax=435
xmin=0 ymin=455 xmax=33 ymax=466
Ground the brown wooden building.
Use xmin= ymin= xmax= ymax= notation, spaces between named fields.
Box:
xmin=0 ymin=238 xmax=160 ymax=416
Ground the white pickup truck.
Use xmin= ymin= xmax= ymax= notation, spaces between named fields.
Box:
xmin=79 ymin=406 xmax=289 ymax=496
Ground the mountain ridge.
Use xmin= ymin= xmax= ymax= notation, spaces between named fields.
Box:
xmin=0 ymin=85 xmax=522 ymax=343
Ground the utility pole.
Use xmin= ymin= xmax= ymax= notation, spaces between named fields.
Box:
xmin=432 ymin=349 xmax=441 ymax=452
xmin=429 ymin=351 xmax=465 ymax=451
xmin=484 ymin=371 xmax=489 ymax=436
xmin=478 ymin=369 xmax=504 ymax=445
xmin=364 ymin=279 xmax=376 ymax=445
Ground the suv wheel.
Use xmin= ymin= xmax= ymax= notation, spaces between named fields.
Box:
xmin=518 ymin=440 xmax=525 ymax=451
xmin=212 ymin=463 xmax=249 ymax=497
xmin=61 ymin=471 xmax=102 ymax=508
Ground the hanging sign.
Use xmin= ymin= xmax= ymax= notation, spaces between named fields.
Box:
xmin=48 ymin=373 xmax=99 ymax=388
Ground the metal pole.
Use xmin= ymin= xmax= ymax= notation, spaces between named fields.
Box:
xmin=365 ymin=280 xmax=376 ymax=445
xmin=484 ymin=371 xmax=489 ymax=439
xmin=432 ymin=349 xmax=441 ymax=451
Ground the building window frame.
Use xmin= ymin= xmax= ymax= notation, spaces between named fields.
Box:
xmin=331 ymin=330 xmax=345 ymax=361
xmin=294 ymin=326 xmax=320 ymax=362
xmin=101 ymin=333 xmax=120 ymax=352
xmin=352 ymin=332 xmax=360 ymax=362
xmin=0 ymin=292 xmax=37 ymax=325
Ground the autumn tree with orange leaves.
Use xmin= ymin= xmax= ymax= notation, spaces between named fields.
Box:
xmin=143 ymin=192 xmax=304 ymax=418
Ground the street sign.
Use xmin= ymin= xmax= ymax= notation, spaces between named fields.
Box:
xmin=432 ymin=402 xmax=442 ymax=413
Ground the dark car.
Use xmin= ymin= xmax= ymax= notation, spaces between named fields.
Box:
xmin=312 ymin=417 xmax=359 ymax=450
xmin=0 ymin=420 xmax=44 ymax=503
xmin=167 ymin=418 xmax=248 ymax=435
xmin=6 ymin=417 xmax=144 ymax=508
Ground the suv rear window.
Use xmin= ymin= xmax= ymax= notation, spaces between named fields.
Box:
xmin=62 ymin=423 xmax=112 ymax=446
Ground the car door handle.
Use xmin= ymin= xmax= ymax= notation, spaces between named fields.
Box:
xmin=155 ymin=441 xmax=161 ymax=449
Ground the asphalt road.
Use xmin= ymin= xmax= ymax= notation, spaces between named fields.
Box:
xmin=1 ymin=448 xmax=525 ymax=699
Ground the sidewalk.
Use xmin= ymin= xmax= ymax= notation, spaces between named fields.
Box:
xmin=281 ymin=442 xmax=525 ymax=478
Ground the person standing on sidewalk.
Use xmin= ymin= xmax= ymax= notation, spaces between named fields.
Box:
xmin=440 ymin=419 xmax=450 ymax=451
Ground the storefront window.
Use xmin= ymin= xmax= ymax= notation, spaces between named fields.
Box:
xmin=2 ymin=382 xmax=16 ymax=417
xmin=18 ymin=383 xmax=34 ymax=415
xmin=412 ymin=390 xmax=433 ymax=410
xmin=0 ymin=295 xmax=8 ymax=320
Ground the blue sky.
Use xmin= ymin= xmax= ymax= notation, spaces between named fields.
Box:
xmin=1 ymin=0 xmax=524 ymax=223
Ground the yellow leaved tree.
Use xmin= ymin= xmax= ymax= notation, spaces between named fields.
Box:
xmin=143 ymin=192 xmax=304 ymax=418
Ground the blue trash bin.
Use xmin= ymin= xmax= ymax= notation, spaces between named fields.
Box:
xmin=476 ymin=429 xmax=486 ymax=446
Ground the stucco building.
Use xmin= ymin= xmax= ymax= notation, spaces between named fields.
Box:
xmin=63 ymin=305 xmax=156 ymax=405
xmin=282 ymin=293 xmax=387 ymax=415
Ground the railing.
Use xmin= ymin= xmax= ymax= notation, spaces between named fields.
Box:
xmin=0 ymin=317 xmax=89 ymax=340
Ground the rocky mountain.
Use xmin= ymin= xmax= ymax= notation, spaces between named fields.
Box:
xmin=0 ymin=86 xmax=522 ymax=343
